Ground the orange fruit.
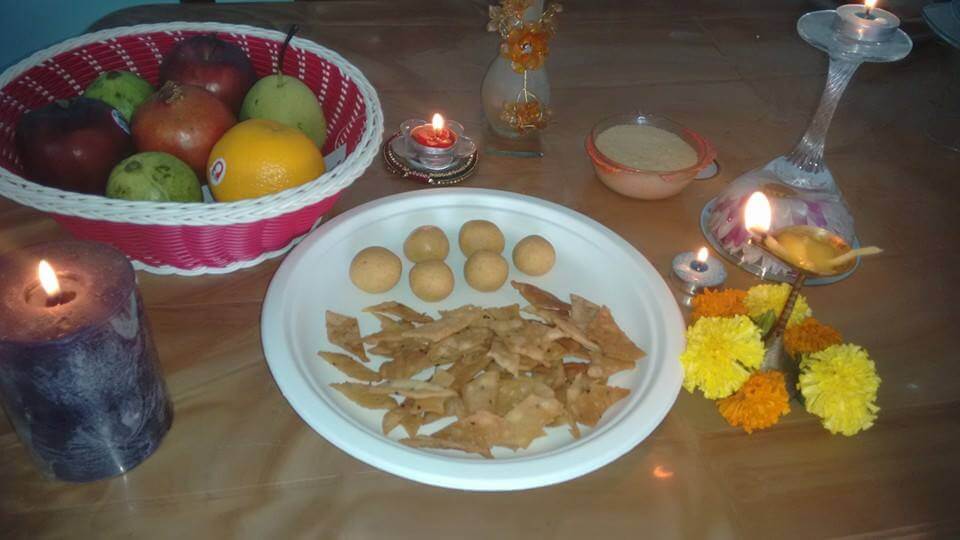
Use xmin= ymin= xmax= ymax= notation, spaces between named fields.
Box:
xmin=206 ymin=118 xmax=324 ymax=202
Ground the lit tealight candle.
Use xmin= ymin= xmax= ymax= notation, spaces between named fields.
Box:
xmin=411 ymin=113 xmax=458 ymax=149
xmin=672 ymin=246 xmax=727 ymax=298
xmin=835 ymin=0 xmax=900 ymax=42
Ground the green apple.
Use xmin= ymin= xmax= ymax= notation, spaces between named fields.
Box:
xmin=83 ymin=71 xmax=154 ymax=122
xmin=106 ymin=152 xmax=202 ymax=202
xmin=240 ymin=74 xmax=327 ymax=148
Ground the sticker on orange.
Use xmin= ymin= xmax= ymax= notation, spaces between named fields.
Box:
xmin=209 ymin=158 xmax=227 ymax=186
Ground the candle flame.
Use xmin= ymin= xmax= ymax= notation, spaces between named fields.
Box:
xmin=744 ymin=191 xmax=772 ymax=234
xmin=864 ymin=0 xmax=877 ymax=9
xmin=37 ymin=260 xmax=61 ymax=298
xmin=431 ymin=113 xmax=445 ymax=133
xmin=696 ymin=247 xmax=708 ymax=263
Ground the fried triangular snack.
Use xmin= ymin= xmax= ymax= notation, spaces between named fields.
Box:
xmin=565 ymin=374 xmax=630 ymax=427
xmin=366 ymin=379 xmax=458 ymax=399
xmin=463 ymin=370 xmax=499 ymax=414
xmin=497 ymin=394 xmax=564 ymax=450
xmin=524 ymin=305 xmax=599 ymax=351
xmin=586 ymin=349 xmax=635 ymax=379
xmin=586 ymin=306 xmax=645 ymax=362
xmin=401 ymin=435 xmax=492 ymax=458
xmin=331 ymin=383 xmax=398 ymax=409
xmin=318 ymin=351 xmax=381 ymax=382
xmin=326 ymin=311 xmax=368 ymax=361
xmin=371 ymin=312 xmax=415 ymax=333
xmin=363 ymin=301 xmax=432 ymax=323
xmin=488 ymin=338 xmax=521 ymax=377
xmin=511 ymin=281 xmax=571 ymax=314
xmin=403 ymin=306 xmax=482 ymax=342
xmin=570 ymin=294 xmax=601 ymax=332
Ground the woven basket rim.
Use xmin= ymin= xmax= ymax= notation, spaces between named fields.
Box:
xmin=0 ymin=21 xmax=383 ymax=226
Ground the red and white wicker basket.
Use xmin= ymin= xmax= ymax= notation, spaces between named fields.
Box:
xmin=0 ymin=22 xmax=382 ymax=275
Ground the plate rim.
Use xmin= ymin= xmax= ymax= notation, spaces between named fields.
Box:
xmin=261 ymin=187 xmax=685 ymax=491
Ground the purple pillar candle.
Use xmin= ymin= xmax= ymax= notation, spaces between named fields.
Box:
xmin=0 ymin=241 xmax=171 ymax=482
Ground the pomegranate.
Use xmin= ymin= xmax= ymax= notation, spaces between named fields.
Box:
xmin=131 ymin=82 xmax=236 ymax=178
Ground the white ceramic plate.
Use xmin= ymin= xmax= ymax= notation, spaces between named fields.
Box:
xmin=261 ymin=188 xmax=684 ymax=491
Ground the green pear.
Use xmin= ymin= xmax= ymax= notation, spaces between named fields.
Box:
xmin=106 ymin=152 xmax=202 ymax=202
xmin=83 ymin=71 xmax=154 ymax=122
xmin=240 ymin=74 xmax=327 ymax=149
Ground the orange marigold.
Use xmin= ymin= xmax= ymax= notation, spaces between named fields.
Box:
xmin=691 ymin=288 xmax=748 ymax=322
xmin=784 ymin=317 xmax=843 ymax=357
xmin=717 ymin=370 xmax=790 ymax=434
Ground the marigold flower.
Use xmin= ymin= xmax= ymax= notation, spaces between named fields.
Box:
xmin=717 ymin=370 xmax=791 ymax=433
xmin=784 ymin=317 xmax=842 ymax=357
xmin=679 ymin=315 xmax=764 ymax=399
xmin=691 ymin=288 xmax=748 ymax=322
xmin=799 ymin=344 xmax=880 ymax=436
xmin=745 ymin=283 xmax=811 ymax=328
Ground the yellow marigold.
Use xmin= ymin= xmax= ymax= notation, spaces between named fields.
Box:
xmin=679 ymin=315 xmax=764 ymax=399
xmin=691 ymin=288 xmax=749 ymax=322
xmin=745 ymin=283 xmax=811 ymax=328
xmin=784 ymin=317 xmax=842 ymax=357
xmin=717 ymin=370 xmax=791 ymax=433
xmin=799 ymin=344 xmax=880 ymax=436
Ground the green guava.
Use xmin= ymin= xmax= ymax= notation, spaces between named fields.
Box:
xmin=106 ymin=152 xmax=202 ymax=202
xmin=240 ymin=74 xmax=327 ymax=149
xmin=83 ymin=71 xmax=154 ymax=122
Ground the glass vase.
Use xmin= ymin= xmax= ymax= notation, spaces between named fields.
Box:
xmin=481 ymin=0 xmax=550 ymax=139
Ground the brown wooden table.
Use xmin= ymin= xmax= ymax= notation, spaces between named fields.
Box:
xmin=2 ymin=1 xmax=959 ymax=538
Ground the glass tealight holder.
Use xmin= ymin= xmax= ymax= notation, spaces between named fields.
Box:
xmin=393 ymin=119 xmax=477 ymax=171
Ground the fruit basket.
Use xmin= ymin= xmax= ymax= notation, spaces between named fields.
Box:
xmin=0 ymin=22 xmax=382 ymax=275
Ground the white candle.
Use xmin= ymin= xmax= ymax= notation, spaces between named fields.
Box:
xmin=835 ymin=1 xmax=900 ymax=42
xmin=672 ymin=247 xmax=727 ymax=293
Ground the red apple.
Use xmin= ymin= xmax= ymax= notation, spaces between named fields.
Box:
xmin=15 ymin=97 xmax=134 ymax=194
xmin=132 ymin=81 xmax=236 ymax=178
xmin=159 ymin=34 xmax=257 ymax=113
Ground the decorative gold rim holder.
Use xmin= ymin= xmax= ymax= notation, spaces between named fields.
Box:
xmin=747 ymin=225 xmax=854 ymax=398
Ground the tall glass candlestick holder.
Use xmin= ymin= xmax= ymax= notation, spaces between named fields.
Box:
xmin=701 ymin=8 xmax=912 ymax=284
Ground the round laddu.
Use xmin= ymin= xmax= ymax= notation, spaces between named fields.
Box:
xmin=458 ymin=220 xmax=505 ymax=256
xmin=349 ymin=246 xmax=402 ymax=293
xmin=512 ymin=235 xmax=556 ymax=276
xmin=403 ymin=225 xmax=450 ymax=262
xmin=409 ymin=260 xmax=455 ymax=302
xmin=464 ymin=250 xmax=509 ymax=292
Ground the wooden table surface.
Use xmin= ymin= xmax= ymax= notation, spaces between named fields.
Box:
xmin=2 ymin=1 xmax=959 ymax=538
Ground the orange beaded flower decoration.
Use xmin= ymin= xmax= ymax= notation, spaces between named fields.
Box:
xmin=717 ymin=370 xmax=791 ymax=434
xmin=490 ymin=0 xmax=533 ymax=26
xmin=502 ymin=23 xmax=552 ymax=72
xmin=501 ymin=97 xmax=550 ymax=133
xmin=489 ymin=2 xmax=561 ymax=73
